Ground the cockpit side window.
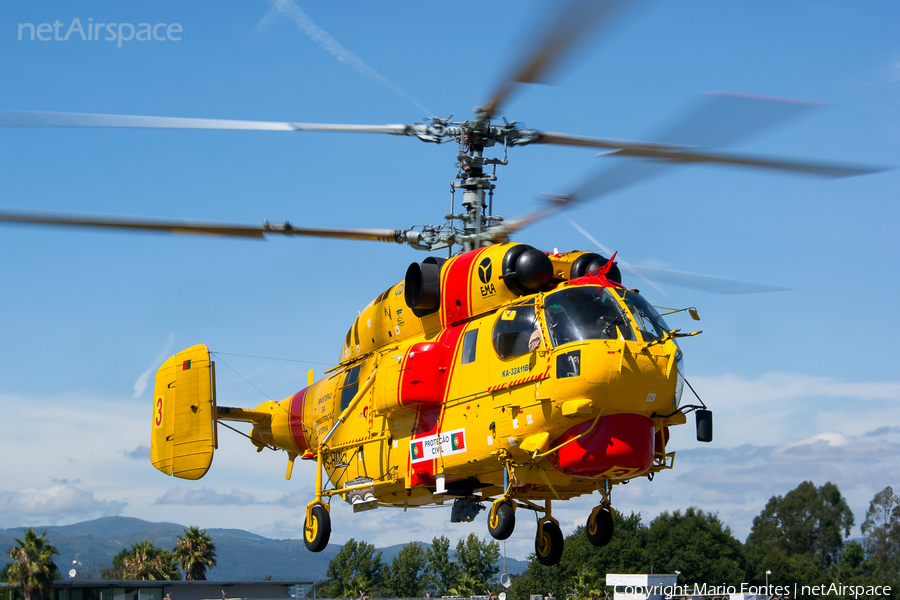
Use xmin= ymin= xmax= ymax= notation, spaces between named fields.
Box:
xmin=544 ymin=287 xmax=637 ymax=346
xmin=615 ymin=289 xmax=670 ymax=342
xmin=492 ymin=301 xmax=539 ymax=359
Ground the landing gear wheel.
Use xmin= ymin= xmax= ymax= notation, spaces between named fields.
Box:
xmin=535 ymin=521 xmax=564 ymax=566
xmin=587 ymin=507 xmax=614 ymax=548
xmin=304 ymin=505 xmax=331 ymax=553
xmin=488 ymin=501 xmax=515 ymax=540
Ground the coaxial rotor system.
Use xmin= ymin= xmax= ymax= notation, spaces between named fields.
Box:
xmin=0 ymin=0 xmax=886 ymax=254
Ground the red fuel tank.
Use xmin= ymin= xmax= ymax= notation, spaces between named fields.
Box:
xmin=549 ymin=413 xmax=655 ymax=479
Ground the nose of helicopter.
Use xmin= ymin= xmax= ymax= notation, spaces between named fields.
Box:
xmin=546 ymin=337 xmax=681 ymax=478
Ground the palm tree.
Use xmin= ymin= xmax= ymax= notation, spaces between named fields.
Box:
xmin=571 ymin=567 xmax=603 ymax=600
xmin=339 ymin=573 xmax=371 ymax=599
xmin=174 ymin=526 xmax=217 ymax=581
xmin=106 ymin=541 xmax=178 ymax=581
xmin=448 ymin=573 xmax=486 ymax=599
xmin=5 ymin=528 xmax=60 ymax=600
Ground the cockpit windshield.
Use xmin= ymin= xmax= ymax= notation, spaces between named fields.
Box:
xmin=544 ymin=287 xmax=637 ymax=346
xmin=614 ymin=289 xmax=671 ymax=342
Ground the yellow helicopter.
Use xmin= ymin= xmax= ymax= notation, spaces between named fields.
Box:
xmin=0 ymin=0 xmax=880 ymax=566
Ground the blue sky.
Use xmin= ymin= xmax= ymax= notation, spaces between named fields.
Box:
xmin=1 ymin=0 xmax=899 ymax=561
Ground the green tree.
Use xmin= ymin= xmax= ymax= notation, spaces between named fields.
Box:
xmin=645 ymin=508 xmax=745 ymax=586
xmin=103 ymin=541 xmax=178 ymax=581
xmin=455 ymin=534 xmax=500 ymax=588
xmin=425 ymin=536 xmax=461 ymax=596
xmin=824 ymin=540 xmax=894 ymax=599
xmin=174 ymin=526 xmax=217 ymax=581
xmin=861 ymin=486 xmax=900 ymax=580
xmin=746 ymin=481 xmax=854 ymax=572
xmin=5 ymin=528 xmax=60 ymax=600
xmin=384 ymin=542 xmax=431 ymax=598
xmin=320 ymin=539 xmax=383 ymax=598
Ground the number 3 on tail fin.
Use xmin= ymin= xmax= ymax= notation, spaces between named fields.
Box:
xmin=154 ymin=396 xmax=164 ymax=428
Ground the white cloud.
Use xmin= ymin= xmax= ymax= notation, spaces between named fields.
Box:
xmin=686 ymin=372 xmax=900 ymax=447
xmin=692 ymin=372 xmax=900 ymax=404
xmin=123 ymin=445 xmax=151 ymax=460
xmin=0 ymin=483 xmax=126 ymax=527
xmin=155 ymin=487 xmax=260 ymax=506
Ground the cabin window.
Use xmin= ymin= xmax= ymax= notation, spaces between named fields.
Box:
xmin=557 ymin=349 xmax=581 ymax=378
xmin=339 ymin=364 xmax=362 ymax=411
xmin=492 ymin=301 xmax=539 ymax=359
xmin=461 ymin=328 xmax=478 ymax=364
xmin=544 ymin=287 xmax=637 ymax=346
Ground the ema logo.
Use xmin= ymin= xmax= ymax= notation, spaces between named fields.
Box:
xmin=477 ymin=257 xmax=492 ymax=284
xmin=477 ymin=258 xmax=496 ymax=298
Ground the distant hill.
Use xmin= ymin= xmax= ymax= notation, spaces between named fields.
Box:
xmin=0 ymin=517 xmax=527 ymax=582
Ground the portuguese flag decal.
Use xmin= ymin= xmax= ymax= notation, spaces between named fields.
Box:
xmin=182 ymin=359 xmax=192 ymax=371
xmin=411 ymin=441 xmax=424 ymax=460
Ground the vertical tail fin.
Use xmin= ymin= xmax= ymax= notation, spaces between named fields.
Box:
xmin=151 ymin=344 xmax=217 ymax=480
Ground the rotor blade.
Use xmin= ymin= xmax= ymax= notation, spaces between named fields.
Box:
xmin=0 ymin=209 xmax=405 ymax=242
xmin=618 ymin=263 xmax=794 ymax=294
xmin=480 ymin=0 xmax=637 ymax=119
xmin=656 ymin=91 xmax=822 ymax=148
xmin=538 ymin=132 xmax=881 ymax=179
xmin=549 ymin=92 xmax=888 ymax=203
xmin=569 ymin=220 xmax=793 ymax=295
xmin=536 ymin=91 xmax=830 ymax=152
xmin=500 ymin=195 xmax=580 ymax=234
xmin=0 ymin=109 xmax=410 ymax=135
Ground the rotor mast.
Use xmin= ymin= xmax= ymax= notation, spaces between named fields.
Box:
xmin=412 ymin=113 xmax=540 ymax=253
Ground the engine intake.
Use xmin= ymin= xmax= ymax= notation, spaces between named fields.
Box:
xmin=501 ymin=244 xmax=553 ymax=295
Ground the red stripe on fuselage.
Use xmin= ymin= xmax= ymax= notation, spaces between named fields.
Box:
xmin=288 ymin=388 xmax=309 ymax=452
xmin=410 ymin=322 xmax=467 ymax=478
xmin=441 ymin=247 xmax=488 ymax=326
